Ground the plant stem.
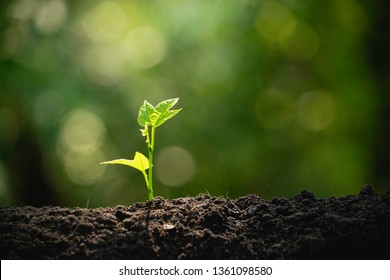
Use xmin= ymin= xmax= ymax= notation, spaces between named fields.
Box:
xmin=141 ymin=169 xmax=149 ymax=190
xmin=147 ymin=126 xmax=156 ymax=201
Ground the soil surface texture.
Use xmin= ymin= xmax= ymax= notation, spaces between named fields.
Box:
xmin=1 ymin=185 xmax=389 ymax=259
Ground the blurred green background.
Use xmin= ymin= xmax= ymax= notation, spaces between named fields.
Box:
xmin=1 ymin=0 xmax=389 ymax=207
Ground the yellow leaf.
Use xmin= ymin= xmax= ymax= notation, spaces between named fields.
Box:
xmin=100 ymin=152 xmax=149 ymax=172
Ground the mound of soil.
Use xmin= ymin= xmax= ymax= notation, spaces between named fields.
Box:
xmin=1 ymin=185 xmax=389 ymax=259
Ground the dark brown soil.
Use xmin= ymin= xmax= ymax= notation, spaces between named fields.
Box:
xmin=1 ymin=185 xmax=389 ymax=259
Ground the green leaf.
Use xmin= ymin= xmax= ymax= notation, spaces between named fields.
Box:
xmin=137 ymin=100 xmax=155 ymax=127
xmin=137 ymin=98 xmax=182 ymax=128
xmin=154 ymin=98 xmax=182 ymax=127
xmin=155 ymin=98 xmax=179 ymax=114
xmin=100 ymin=152 xmax=149 ymax=172
xmin=155 ymin=108 xmax=181 ymax=127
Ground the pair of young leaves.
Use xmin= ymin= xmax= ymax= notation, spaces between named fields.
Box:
xmin=101 ymin=98 xmax=182 ymax=173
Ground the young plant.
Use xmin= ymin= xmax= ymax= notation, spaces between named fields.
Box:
xmin=100 ymin=98 xmax=182 ymax=201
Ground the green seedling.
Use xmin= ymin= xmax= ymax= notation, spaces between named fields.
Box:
xmin=100 ymin=98 xmax=182 ymax=201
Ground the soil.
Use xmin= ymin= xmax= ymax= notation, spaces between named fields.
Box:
xmin=1 ymin=185 xmax=389 ymax=259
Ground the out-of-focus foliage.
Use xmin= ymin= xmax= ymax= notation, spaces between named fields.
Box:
xmin=0 ymin=0 xmax=388 ymax=207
